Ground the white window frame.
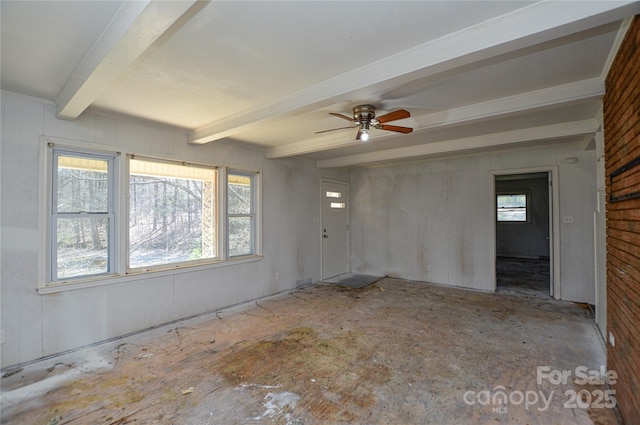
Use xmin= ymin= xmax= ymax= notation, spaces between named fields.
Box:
xmin=225 ymin=168 xmax=261 ymax=258
xmin=496 ymin=191 xmax=531 ymax=224
xmin=49 ymin=148 xmax=118 ymax=282
xmin=38 ymin=137 xmax=263 ymax=293
xmin=126 ymin=155 xmax=220 ymax=273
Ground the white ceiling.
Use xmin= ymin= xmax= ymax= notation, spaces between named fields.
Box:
xmin=2 ymin=1 xmax=639 ymax=168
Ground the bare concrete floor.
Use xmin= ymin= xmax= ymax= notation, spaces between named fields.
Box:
xmin=1 ymin=278 xmax=616 ymax=424
xmin=496 ymin=257 xmax=551 ymax=297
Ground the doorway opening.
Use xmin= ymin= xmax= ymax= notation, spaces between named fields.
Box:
xmin=495 ymin=172 xmax=551 ymax=297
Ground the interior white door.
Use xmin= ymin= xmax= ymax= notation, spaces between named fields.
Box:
xmin=321 ymin=181 xmax=349 ymax=279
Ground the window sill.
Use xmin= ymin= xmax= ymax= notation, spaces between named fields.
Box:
xmin=37 ymin=255 xmax=263 ymax=295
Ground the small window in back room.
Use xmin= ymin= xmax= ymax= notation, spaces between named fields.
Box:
xmin=497 ymin=193 xmax=529 ymax=222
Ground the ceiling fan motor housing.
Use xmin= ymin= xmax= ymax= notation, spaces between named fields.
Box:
xmin=353 ymin=104 xmax=376 ymax=123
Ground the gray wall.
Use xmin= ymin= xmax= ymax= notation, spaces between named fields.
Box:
xmin=350 ymin=144 xmax=597 ymax=303
xmin=495 ymin=175 xmax=550 ymax=259
xmin=0 ymin=91 xmax=347 ymax=368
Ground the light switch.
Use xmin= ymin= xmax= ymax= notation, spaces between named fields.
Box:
xmin=563 ymin=215 xmax=574 ymax=224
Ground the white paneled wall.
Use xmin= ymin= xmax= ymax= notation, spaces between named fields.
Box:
xmin=1 ymin=92 xmax=347 ymax=368
xmin=351 ymin=144 xmax=597 ymax=302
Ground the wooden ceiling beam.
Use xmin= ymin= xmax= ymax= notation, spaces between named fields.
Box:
xmin=56 ymin=0 xmax=202 ymax=120
xmin=266 ymin=78 xmax=604 ymax=159
xmin=315 ymin=120 xmax=599 ymax=169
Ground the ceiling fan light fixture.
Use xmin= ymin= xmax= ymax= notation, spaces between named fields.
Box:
xmin=360 ymin=129 xmax=370 ymax=142
xmin=359 ymin=121 xmax=371 ymax=141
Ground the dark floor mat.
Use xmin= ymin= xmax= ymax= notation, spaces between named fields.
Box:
xmin=324 ymin=273 xmax=384 ymax=289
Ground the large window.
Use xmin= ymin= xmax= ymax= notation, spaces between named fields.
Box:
xmin=43 ymin=141 xmax=261 ymax=288
xmin=226 ymin=171 xmax=257 ymax=257
xmin=497 ymin=192 xmax=529 ymax=222
xmin=128 ymin=157 xmax=218 ymax=270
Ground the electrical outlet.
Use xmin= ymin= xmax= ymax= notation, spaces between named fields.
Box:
xmin=563 ymin=215 xmax=575 ymax=224
xmin=275 ymin=272 xmax=280 ymax=281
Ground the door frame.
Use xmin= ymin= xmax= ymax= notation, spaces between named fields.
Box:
xmin=491 ymin=166 xmax=560 ymax=298
xmin=320 ymin=179 xmax=350 ymax=280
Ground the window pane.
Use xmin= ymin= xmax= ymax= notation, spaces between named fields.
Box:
xmin=129 ymin=159 xmax=217 ymax=269
xmin=497 ymin=194 xmax=527 ymax=222
xmin=497 ymin=194 xmax=526 ymax=209
xmin=57 ymin=218 xmax=109 ymax=279
xmin=228 ymin=216 xmax=252 ymax=256
xmin=227 ymin=172 xmax=255 ymax=257
xmin=497 ymin=209 xmax=527 ymax=221
xmin=228 ymin=175 xmax=252 ymax=214
xmin=57 ymin=155 xmax=109 ymax=213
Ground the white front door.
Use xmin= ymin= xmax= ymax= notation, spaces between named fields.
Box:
xmin=321 ymin=181 xmax=349 ymax=279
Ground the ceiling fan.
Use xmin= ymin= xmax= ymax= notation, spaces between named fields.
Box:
xmin=316 ymin=104 xmax=413 ymax=141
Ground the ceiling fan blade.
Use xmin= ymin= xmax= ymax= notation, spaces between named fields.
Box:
xmin=376 ymin=109 xmax=410 ymax=123
xmin=329 ymin=112 xmax=355 ymax=122
xmin=379 ymin=124 xmax=413 ymax=134
xmin=315 ymin=125 xmax=357 ymax=134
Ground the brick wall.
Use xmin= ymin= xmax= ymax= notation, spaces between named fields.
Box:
xmin=604 ymin=15 xmax=640 ymax=425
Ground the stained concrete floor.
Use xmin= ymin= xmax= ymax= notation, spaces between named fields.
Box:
xmin=496 ymin=257 xmax=551 ymax=297
xmin=1 ymin=278 xmax=616 ymax=425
